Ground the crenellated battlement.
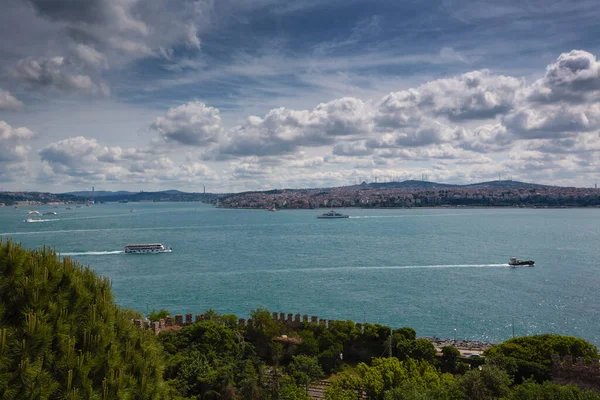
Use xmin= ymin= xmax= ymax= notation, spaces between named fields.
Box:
xmin=551 ymin=354 xmax=600 ymax=391
xmin=133 ymin=311 xmax=366 ymax=336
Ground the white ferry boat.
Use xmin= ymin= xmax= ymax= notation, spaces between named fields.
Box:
xmin=317 ymin=210 xmax=350 ymax=219
xmin=25 ymin=217 xmax=42 ymax=223
xmin=124 ymin=243 xmax=172 ymax=254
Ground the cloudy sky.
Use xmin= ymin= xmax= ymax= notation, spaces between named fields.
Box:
xmin=1 ymin=0 xmax=600 ymax=193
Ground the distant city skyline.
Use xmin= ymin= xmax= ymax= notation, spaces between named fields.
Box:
xmin=1 ymin=0 xmax=599 ymax=192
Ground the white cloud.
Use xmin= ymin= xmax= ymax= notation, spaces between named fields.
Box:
xmin=0 ymin=89 xmax=24 ymax=111
xmin=375 ymin=70 xmax=523 ymax=124
xmin=458 ymin=124 xmax=514 ymax=153
xmin=39 ymin=135 xmax=216 ymax=185
xmin=151 ymin=101 xmax=222 ymax=146
xmin=527 ymin=50 xmax=600 ymax=103
xmin=0 ymin=120 xmax=35 ymax=162
xmin=185 ymin=24 xmax=201 ymax=49
xmin=218 ymin=97 xmax=372 ymax=156
xmin=72 ymin=44 xmax=108 ymax=69
xmin=525 ymin=133 xmax=600 ymax=154
xmin=9 ymin=56 xmax=110 ymax=96
xmin=0 ymin=121 xmax=35 ymax=181
xmin=503 ymin=103 xmax=600 ymax=139
xmin=333 ymin=141 xmax=373 ymax=156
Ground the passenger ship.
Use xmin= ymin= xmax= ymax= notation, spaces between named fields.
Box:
xmin=317 ymin=209 xmax=350 ymax=219
xmin=124 ymin=243 xmax=172 ymax=254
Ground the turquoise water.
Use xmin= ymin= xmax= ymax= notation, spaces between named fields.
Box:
xmin=2 ymin=203 xmax=600 ymax=345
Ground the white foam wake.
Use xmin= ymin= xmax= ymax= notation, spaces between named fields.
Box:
xmin=348 ymin=213 xmax=487 ymax=219
xmin=59 ymin=250 xmax=124 ymax=256
xmin=286 ymin=263 xmax=509 ymax=273
xmin=352 ymin=263 xmax=509 ymax=270
xmin=209 ymin=263 xmax=513 ymax=276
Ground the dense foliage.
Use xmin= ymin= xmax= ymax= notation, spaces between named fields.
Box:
xmin=324 ymin=359 xmax=600 ymax=400
xmin=484 ymin=334 xmax=599 ymax=383
xmin=2 ymin=239 xmax=600 ymax=400
xmin=0 ymin=239 xmax=168 ymax=399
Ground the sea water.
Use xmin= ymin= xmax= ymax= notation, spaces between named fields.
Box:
xmin=1 ymin=203 xmax=599 ymax=345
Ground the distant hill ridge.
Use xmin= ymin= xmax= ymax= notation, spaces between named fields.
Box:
xmin=61 ymin=180 xmax=559 ymax=199
xmin=347 ymin=180 xmax=554 ymax=190
xmin=228 ymin=180 xmax=558 ymax=195
xmin=64 ymin=189 xmax=185 ymax=197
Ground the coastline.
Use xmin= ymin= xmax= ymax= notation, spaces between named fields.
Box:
xmin=215 ymin=205 xmax=600 ymax=210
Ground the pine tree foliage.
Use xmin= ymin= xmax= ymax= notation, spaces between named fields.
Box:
xmin=0 ymin=239 xmax=169 ymax=399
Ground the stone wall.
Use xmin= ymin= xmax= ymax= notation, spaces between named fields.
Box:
xmin=134 ymin=311 xmax=365 ymax=335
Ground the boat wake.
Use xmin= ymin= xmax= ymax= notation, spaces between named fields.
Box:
xmin=349 ymin=213 xmax=488 ymax=219
xmin=208 ymin=263 xmax=515 ymax=277
xmin=286 ymin=263 xmax=510 ymax=273
xmin=59 ymin=250 xmax=124 ymax=256
xmin=350 ymin=263 xmax=509 ymax=271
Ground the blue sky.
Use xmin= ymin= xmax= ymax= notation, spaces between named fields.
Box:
xmin=1 ymin=0 xmax=599 ymax=192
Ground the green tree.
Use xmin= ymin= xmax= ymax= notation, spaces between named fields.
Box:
xmin=159 ymin=318 xmax=249 ymax=398
xmin=507 ymin=379 xmax=600 ymax=400
xmin=458 ymin=365 xmax=512 ymax=400
xmin=484 ymin=334 xmax=598 ymax=383
xmin=0 ymin=239 xmax=168 ymax=399
xmin=394 ymin=327 xmax=417 ymax=341
xmin=410 ymin=339 xmax=437 ymax=363
xmin=288 ymin=355 xmax=324 ymax=390
xmin=279 ymin=376 xmax=311 ymax=400
xmin=326 ymin=357 xmax=461 ymax=400
xmin=148 ymin=308 xmax=170 ymax=322
xmin=484 ymin=334 xmax=598 ymax=367
xmin=246 ymin=307 xmax=281 ymax=362
xmin=396 ymin=338 xmax=437 ymax=363
xmin=440 ymin=346 xmax=461 ymax=373
xmin=296 ymin=330 xmax=319 ymax=356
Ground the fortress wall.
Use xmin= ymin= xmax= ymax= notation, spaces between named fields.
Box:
xmin=134 ymin=311 xmax=366 ymax=335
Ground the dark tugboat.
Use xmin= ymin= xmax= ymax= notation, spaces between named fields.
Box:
xmin=508 ymin=257 xmax=535 ymax=267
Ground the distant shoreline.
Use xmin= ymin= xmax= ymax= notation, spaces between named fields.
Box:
xmin=215 ymin=205 xmax=600 ymax=210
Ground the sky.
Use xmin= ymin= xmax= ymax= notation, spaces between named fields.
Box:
xmin=1 ymin=0 xmax=600 ymax=193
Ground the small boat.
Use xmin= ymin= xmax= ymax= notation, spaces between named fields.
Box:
xmin=65 ymin=207 xmax=72 ymax=210
xmin=43 ymin=211 xmax=57 ymax=215
xmin=28 ymin=210 xmax=41 ymax=215
xmin=267 ymin=206 xmax=277 ymax=212
xmin=317 ymin=209 xmax=350 ymax=219
xmin=25 ymin=217 xmax=43 ymax=223
xmin=508 ymin=257 xmax=535 ymax=267
xmin=124 ymin=244 xmax=172 ymax=254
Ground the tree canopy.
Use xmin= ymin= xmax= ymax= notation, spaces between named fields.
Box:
xmin=484 ymin=334 xmax=598 ymax=367
xmin=0 ymin=239 xmax=168 ymax=399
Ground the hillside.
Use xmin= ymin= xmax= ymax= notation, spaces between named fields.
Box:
xmin=0 ymin=191 xmax=83 ymax=205
xmin=65 ymin=190 xmax=136 ymax=197
xmin=63 ymin=189 xmax=213 ymax=202
xmin=349 ymin=180 xmax=551 ymax=190
xmin=217 ymin=180 xmax=600 ymax=209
